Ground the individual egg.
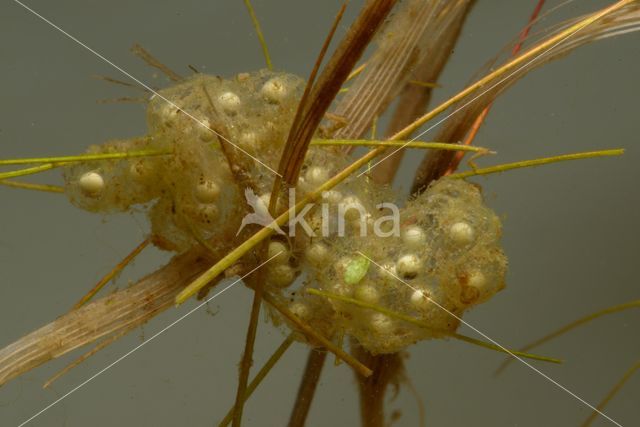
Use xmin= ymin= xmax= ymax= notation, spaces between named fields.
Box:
xmin=195 ymin=180 xmax=220 ymax=204
xmin=239 ymin=131 xmax=259 ymax=150
xmin=354 ymin=284 xmax=380 ymax=304
xmin=396 ymin=254 xmax=421 ymax=279
xmin=159 ymin=104 xmax=179 ymax=127
xmin=217 ymin=91 xmax=241 ymax=114
xmin=79 ymin=171 xmax=104 ymax=197
xmin=322 ymin=190 xmax=343 ymax=204
xmin=267 ymin=264 xmax=295 ymax=288
xmin=261 ymin=77 xmax=288 ymax=103
xmin=410 ymin=289 xmax=430 ymax=309
xmin=196 ymin=204 xmax=218 ymax=225
xmin=449 ymin=221 xmax=475 ymax=245
xmin=268 ymin=240 xmax=290 ymax=264
xmin=198 ymin=118 xmax=215 ymax=142
xmin=289 ymin=301 xmax=310 ymax=320
xmin=379 ymin=262 xmax=398 ymax=283
xmin=370 ymin=312 xmax=394 ymax=334
xmin=304 ymin=166 xmax=329 ymax=187
xmin=339 ymin=196 xmax=366 ymax=221
xmin=255 ymin=193 xmax=273 ymax=217
xmin=402 ymin=225 xmax=426 ymax=248
xmin=305 ymin=242 xmax=330 ymax=267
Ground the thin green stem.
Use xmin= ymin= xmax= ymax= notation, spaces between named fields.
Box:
xmin=73 ymin=238 xmax=151 ymax=309
xmin=243 ymin=0 xmax=273 ymax=70
xmin=449 ymin=149 xmax=624 ymax=179
xmin=0 ymin=180 xmax=64 ymax=193
xmin=311 ymin=138 xmax=489 ymax=153
xmin=0 ymin=164 xmax=59 ymax=180
xmin=496 ymin=299 xmax=640 ymax=375
xmin=306 ymin=288 xmax=562 ymax=364
xmin=0 ymin=139 xmax=476 ymax=169
xmin=581 ymin=360 xmax=640 ymax=427
xmin=0 ymin=148 xmax=172 ymax=166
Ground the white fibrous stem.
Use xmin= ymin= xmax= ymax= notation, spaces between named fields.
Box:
xmin=0 ymin=248 xmax=214 ymax=387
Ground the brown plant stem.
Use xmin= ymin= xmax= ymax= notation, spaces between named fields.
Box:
xmin=229 ymin=207 xmax=272 ymax=427
xmin=130 ymin=43 xmax=183 ymax=82
xmin=234 ymin=3 xmax=396 ymax=425
xmin=276 ymin=0 xmax=398 ymax=185
xmin=406 ymin=0 xmax=634 ymax=193
xmin=445 ymin=0 xmax=546 ymax=175
xmin=581 ymin=360 xmax=640 ymax=427
xmin=231 ymin=259 xmax=267 ymax=427
xmin=261 ymin=292 xmax=372 ymax=378
xmin=371 ymin=0 xmax=475 ymax=185
xmin=352 ymin=343 xmax=404 ymax=427
xmin=219 ymin=334 xmax=295 ymax=427
xmin=288 ymin=349 xmax=328 ymax=427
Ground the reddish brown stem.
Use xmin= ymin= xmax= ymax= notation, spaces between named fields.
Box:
xmin=288 ymin=349 xmax=328 ymax=427
xmin=352 ymin=344 xmax=404 ymax=427
xmin=445 ymin=0 xmax=546 ymax=174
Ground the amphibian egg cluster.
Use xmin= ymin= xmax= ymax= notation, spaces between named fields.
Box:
xmin=63 ymin=70 xmax=507 ymax=354
xmin=64 ymin=70 xmax=305 ymax=251
xmin=287 ymin=178 xmax=507 ymax=354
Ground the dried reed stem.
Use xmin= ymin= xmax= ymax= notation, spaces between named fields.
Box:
xmin=0 ymin=247 xmax=216 ymax=387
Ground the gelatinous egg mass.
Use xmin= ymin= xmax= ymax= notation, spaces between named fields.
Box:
xmin=62 ymin=70 xmax=507 ymax=354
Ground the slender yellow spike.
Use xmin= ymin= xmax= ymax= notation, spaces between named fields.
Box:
xmin=581 ymin=360 xmax=640 ymax=427
xmin=0 ymin=137 xmax=484 ymax=180
xmin=496 ymin=299 xmax=640 ymax=375
xmin=346 ymin=62 xmax=367 ymax=82
xmin=449 ymin=149 xmax=624 ymax=179
xmin=306 ymin=288 xmax=562 ymax=364
xmin=0 ymin=147 xmax=172 ymax=166
xmin=72 ymin=238 xmax=151 ymax=309
xmin=0 ymin=147 xmax=173 ymax=181
xmin=243 ymin=0 xmax=273 ymax=70
xmin=408 ymin=79 xmax=441 ymax=88
xmin=310 ymin=138 xmax=490 ymax=153
xmin=368 ymin=118 xmax=379 ymax=175
xmin=0 ymin=164 xmax=59 ymax=180
xmin=0 ymin=180 xmax=64 ymax=193
xmin=370 ymin=116 xmax=378 ymax=140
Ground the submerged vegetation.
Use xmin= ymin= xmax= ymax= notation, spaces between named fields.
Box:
xmin=1 ymin=1 xmax=639 ymax=426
